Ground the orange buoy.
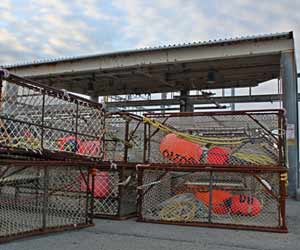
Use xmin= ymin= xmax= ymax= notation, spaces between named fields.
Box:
xmin=159 ymin=133 xmax=203 ymax=164
xmin=206 ymin=146 xmax=229 ymax=165
xmin=194 ymin=190 xmax=232 ymax=214
xmin=230 ymin=194 xmax=262 ymax=216
xmin=80 ymin=171 xmax=109 ymax=198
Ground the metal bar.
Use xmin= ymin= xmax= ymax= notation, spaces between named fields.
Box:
xmin=0 ymin=115 xmax=99 ymax=139
xmin=136 ymin=219 xmax=288 ymax=233
xmin=144 ymin=109 xmax=283 ymax=118
xmin=0 ymin=223 xmax=94 ymax=244
xmin=90 ymin=169 xmax=95 ymax=221
xmin=106 ymin=94 xmax=291 ymax=108
xmin=118 ymin=168 xmax=123 ymax=216
xmin=75 ymin=101 xmax=79 ymax=152
xmin=279 ymin=172 xmax=287 ymax=228
xmin=42 ymin=166 xmax=49 ymax=230
xmin=85 ymin=167 xmax=90 ymax=224
xmin=128 ymin=120 xmax=142 ymax=143
xmin=41 ymin=90 xmax=45 ymax=150
xmin=208 ymin=171 xmax=213 ymax=223
xmin=136 ymin=164 xmax=286 ymax=173
xmin=124 ymin=119 xmax=129 ymax=162
xmin=137 ymin=167 xmax=144 ymax=219
xmin=246 ymin=114 xmax=279 ymax=143
xmin=143 ymin=123 xmax=147 ymax=162
xmin=281 ymin=51 xmax=299 ymax=196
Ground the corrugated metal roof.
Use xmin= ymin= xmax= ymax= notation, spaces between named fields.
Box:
xmin=2 ymin=31 xmax=293 ymax=69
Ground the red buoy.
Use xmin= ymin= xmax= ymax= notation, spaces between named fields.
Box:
xmin=230 ymin=194 xmax=262 ymax=216
xmin=159 ymin=133 xmax=203 ymax=164
xmin=206 ymin=146 xmax=229 ymax=165
xmin=194 ymin=190 xmax=232 ymax=214
xmin=80 ymin=171 xmax=109 ymax=198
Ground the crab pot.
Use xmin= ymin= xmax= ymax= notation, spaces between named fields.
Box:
xmin=143 ymin=110 xmax=286 ymax=168
xmin=93 ymin=164 xmax=137 ymax=219
xmin=137 ymin=165 xmax=287 ymax=232
xmin=103 ymin=112 xmax=144 ymax=163
xmin=0 ymin=161 xmax=94 ymax=243
xmin=0 ymin=72 xmax=104 ymax=160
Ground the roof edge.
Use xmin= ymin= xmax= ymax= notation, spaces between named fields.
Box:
xmin=2 ymin=31 xmax=293 ymax=69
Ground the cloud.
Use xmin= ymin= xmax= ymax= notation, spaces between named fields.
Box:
xmin=0 ymin=0 xmax=299 ymax=70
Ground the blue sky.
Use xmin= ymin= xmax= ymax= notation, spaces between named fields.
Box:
xmin=0 ymin=0 xmax=299 ymax=65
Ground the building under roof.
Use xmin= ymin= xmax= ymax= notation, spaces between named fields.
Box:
xmin=2 ymin=31 xmax=299 ymax=197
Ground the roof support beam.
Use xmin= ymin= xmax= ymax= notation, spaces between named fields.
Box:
xmin=281 ymin=51 xmax=299 ymax=198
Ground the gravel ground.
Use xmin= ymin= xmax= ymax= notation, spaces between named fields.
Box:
xmin=2 ymin=199 xmax=300 ymax=250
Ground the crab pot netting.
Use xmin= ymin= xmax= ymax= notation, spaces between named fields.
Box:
xmin=93 ymin=166 xmax=137 ymax=218
xmin=144 ymin=110 xmax=286 ymax=167
xmin=138 ymin=167 xmax=287 ymax=232
xmin=0 ymin=164 xmax=93 ymax=242
xmin=104 ymin=113 xmax=144 ymax=163
xmin=0 ymin=73 xmax=105 ymax=159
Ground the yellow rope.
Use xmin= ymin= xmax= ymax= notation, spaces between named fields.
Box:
xmin=143 ymin=117 xmax=248 ymax=145
xmin=159 ymin=200 xmax=197 ymax=221
xmin=232 ymin=152 xmax=275 ymax=165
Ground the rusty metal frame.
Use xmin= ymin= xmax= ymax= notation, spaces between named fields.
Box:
xmin=104 ymin=112 xmax=144 ymax=163
xmin=0 ymin=72 xmax=105 ymax=161
xmin=0 ymin=160 xmax=94 ymax=243
xmin=136 ymin=164 xmax=288 ymax=233
xmin=143 ymin=109 xmax=286 ymax=167
xmin=93 ymin=163 xmax=138 ymax=220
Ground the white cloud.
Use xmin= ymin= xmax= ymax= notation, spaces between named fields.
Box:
xmin=0 ymin=0 xmax=299 ymax=68
xmin=0 ymin=0 xmax=12 ymax=9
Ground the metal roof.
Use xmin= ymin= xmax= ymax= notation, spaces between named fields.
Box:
xmin=2 ymin=31 xmax=293 ymax=69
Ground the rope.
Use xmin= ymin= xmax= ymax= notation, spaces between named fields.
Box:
xmin=232 ymin=152 xmax=275 ymax=165
xmin=159 ymin=199 xmax=197 ymax=221
xmin=143 ymin=117 xmax=249 ymax=145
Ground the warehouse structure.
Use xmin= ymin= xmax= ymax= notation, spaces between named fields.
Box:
xmin=2 ymin=31 xmax=299 ymax=197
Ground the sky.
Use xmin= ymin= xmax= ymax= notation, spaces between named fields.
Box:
xmin=0 ymin=0 xmax=299 ymax=66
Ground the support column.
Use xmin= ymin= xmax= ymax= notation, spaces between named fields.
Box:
xmin=281 ymin=51 xmax=299 ymax=197
xmin=179 ymin=90 xmax=194 ymax=112
xmin=161 ymin=92 xmax=167 ymax=113
xmin=230 ymin=88 xmax=235 ymax=111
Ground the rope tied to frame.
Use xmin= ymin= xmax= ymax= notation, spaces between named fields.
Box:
xmin=143 ymin=117 xmax=249 ymax=145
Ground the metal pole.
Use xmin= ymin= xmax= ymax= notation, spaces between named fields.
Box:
xmin=180 ymin=90 xmax=194 ymax=112
xmin=281 ymin=51 xmax=299 ymax=198
xmin=42 ymin=166 xmax=49 ymax=230
xmin=161 ymin=93 xmax=167 ymax=113
xmin=231 ymin=88 xmax=235 ymax=111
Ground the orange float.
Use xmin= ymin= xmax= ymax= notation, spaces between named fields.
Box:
xmin=80 ymin=171 xmax=109 ymax=198
xmin=230 ymin=194 xmax=262 ymax=216
xmin=206 ymin=146 xmax=229 ymax=165
xmin=194 ymin=190 xmax=232 ymax=214
xmin=159 ymin=133 xmax=203 ymax=164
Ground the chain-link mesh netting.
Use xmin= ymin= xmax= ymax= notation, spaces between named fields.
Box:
xmin=104 ymin=113 xmax=144 ymax=163
xmin=144 ymin=110 xmax=285 ymax=167
xmin=138 ymin=167 xmax=287 ymax=231
xmin=94 ymin=167 xmax=137 ymax=218
xmin=0 ymin=74 xmax=104 ymax=159
xmin=0 ymin=164 xmax=93 ymax=241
